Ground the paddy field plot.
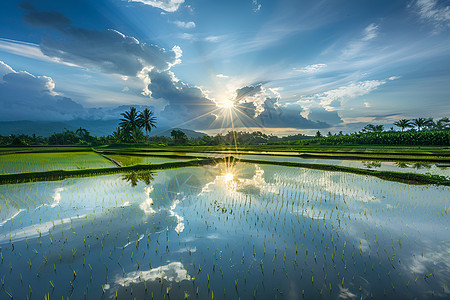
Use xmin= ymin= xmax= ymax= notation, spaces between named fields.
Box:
xmin=189 ymin=153 xmax=450 ymax=177
xmin=0 ymin=162 xmax=448 ymax=299
xmin=0 ymin=152 xmax=115 ymax=174
xmin=106 ymin=154 xmax=193 ymax=166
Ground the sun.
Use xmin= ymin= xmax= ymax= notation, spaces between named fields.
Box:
xmin=224 ymin=172 xmax=234 ymax=182
xmin=218 ymin=99 xmax=235 ymax=109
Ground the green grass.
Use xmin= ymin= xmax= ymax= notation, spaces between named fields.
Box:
xmin=0 ymin=146 xmax=92 ymax=154
xmin=0 ymin=158 xmax=219 ymax=184
xmin=0 ymin=152 xmax=115 ymax=174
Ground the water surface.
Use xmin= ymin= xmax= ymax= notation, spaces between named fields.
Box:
xmin=0 ymin=163 xmax=448 ymax=299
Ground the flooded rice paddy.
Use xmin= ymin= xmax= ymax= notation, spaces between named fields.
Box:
xmin=188 ymin=153 xmax=450 ymax=177
xmin=0 ymin=162 xmax=449 ymax=299
xmin=0 ymin=152 xmax=115 ymax=174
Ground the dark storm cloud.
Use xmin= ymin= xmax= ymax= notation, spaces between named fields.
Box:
xmin=20 ymin=2 xmax=71 ymax=29
xmin=20 ymin=3 xmax=181 ymax=76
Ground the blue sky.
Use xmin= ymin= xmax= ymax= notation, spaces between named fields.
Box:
xmin=0 ymin=0 xmax=449 ymax=135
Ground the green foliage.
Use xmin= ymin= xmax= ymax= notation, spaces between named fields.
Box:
xmin=118 ymin=107 xmax=157 ymax=143
xmin=361 ymin=124 xmax=384 ymax=133
xmin=298 ymin=130 xmax=449 ymax=146
xmin=171 ymin=130 xmax=188 ymax=145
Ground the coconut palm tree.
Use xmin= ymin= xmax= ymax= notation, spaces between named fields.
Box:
xmin=76 ymin=127 xmax=88 ymax=141
xmin=412 ymin=117 xmax=433 ymax=131
xmin=119 ymin=107 xmax=140 ymax=135
xmin=393 ymin=119 xmax=413 ymax=132
xmin=131 ymin=127 xmax=145 ymax=144
xmin=436 ymin=117 xmax=450 ymax=130
xmin=139 ymin=108 xmax=157 ymax=135
xmin=111 ymin=127 xmax=124 ymax=143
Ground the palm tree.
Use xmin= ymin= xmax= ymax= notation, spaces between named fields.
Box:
xmin=111 ymin=127 xmax=124 ymax=143
xmin=131 ymin=127 xmax=145 ymax=144
xmin=393 ymin=119 xmax=412 ymax=132
xmin=412 ymin=117 xmax=433 ymax=131
xmin=76 ymin=127 xmax=88 ymax=141
xmin=436 ymin=117 xmax=450 ymax=130
xmin=119 ymin=107 xmax=141 ymax=135
xmin=139 ymin=108 xmax=157 ymax=135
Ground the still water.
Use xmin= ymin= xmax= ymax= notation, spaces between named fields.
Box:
xmin=0 ymin=162 xmax=448 ymax=299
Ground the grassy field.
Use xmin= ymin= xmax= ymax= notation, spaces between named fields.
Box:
xmin=0 ymin=146 xmax=92 ymax=154
xmin=1 ymin=145 xmax=448 ymax=184
xmin=0 ymin=152 xmax=115 ymax=174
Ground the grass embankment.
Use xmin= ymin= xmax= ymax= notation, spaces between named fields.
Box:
xmin=95 ymin=150 xmax=205 ymax=160
xmin=239 ymin=158 xmax=450 ymax=186
xmin=0 ymin=158 xmax=219 ymax=184
xmin=97 ymin=144 xmax=450 ymax=155
xmin=0 ymin=146 xmax=93 ymax=155
xmin=1 ymin=155 xmax=449 ymax=186
xmin=96 ymin=147 xmax=450 ymax=163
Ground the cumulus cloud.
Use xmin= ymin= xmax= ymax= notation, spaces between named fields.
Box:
xmin=128 ymin=0 xmax=185 ymax=12
xmin=0 ymin=61 xmax=15 ymax=79
xmin=173 ymin=21 xmax=196 ymax=29
xmin=299 ymin=79 xmax=388 ymax=111
xmin=21 ymin=4 xmax=181 ymax=76
xmin=0 ymin=61 xmax=86 ymax=121
xmin=14 ymin=4 xmax=341 ymax=130
xmin=306 ymin=106 xmax=342 ymax=125
xmin=143 ymin=70 xmax=217 ymax=128
xmin=0 ymin=61 xmax=158 ymax=122
xmin=227 ymin=84 xmax=333 ymax=129
xmin=413 ymin=0 xmax=450 ymax=29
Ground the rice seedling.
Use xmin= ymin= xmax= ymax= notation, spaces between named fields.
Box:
xmin=0 ymin=157 xmax=447 ymax=299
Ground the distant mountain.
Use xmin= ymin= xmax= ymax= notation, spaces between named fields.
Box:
xmin=0 ymin=121 xmax=76 ymax=137
xmin=0 ymin=120 xmax=207 ymax=138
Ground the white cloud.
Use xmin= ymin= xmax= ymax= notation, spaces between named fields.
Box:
xmin=413 ymin=0 xmax=450 ymax=28
xmin=364 ymin=101 xmax=371 ymax=108
xmin=362 ymin=23 xmax=379 ymax=41
xmin=0 ymin=38 xmax=77 ymax=66
xmin=173 ymin=20 xmax=196 ymax=29
xmin=204 ymin=36 xmax=221 ymax=42
xmin=0 ymin=60 xmax=16 ymax=80
xmin=111 ymin=262 xmax=191 ymax=290
xmin=216 ymin=74 xmax=229 ymax=78
xmin=298 ymin=78 xmax=394 ymax=113
xmin=129 ymin=0 xmax=185 ymax=12
xmin=295 ymin=63 xmax=327 ymax=73
xmin=253 ymin=0 xmax=261 ymax=12
xmin=388 ymin=76 xmax=401 ymax=80
xmin=179 ymin=33 xmax=194 ymax=40
xmin=342 ymin=23 xmax=380 ymax=57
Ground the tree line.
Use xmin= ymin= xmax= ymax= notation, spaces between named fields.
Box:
xmin=0 ymin=110 xmax=448 ymax=147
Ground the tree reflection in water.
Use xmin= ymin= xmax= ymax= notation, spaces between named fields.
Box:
xmin=122 ymin=170 xmax=155 ymax=187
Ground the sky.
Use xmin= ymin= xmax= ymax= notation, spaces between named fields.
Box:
xmin=0 ymin=0 xmax=449 ymax=135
